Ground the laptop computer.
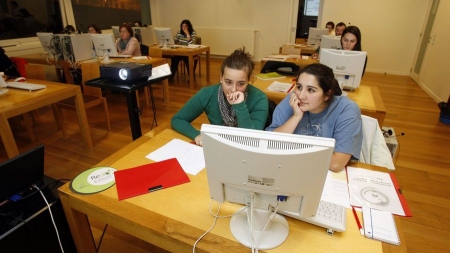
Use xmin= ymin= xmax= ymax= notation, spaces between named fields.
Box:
xmin=0 ymin=145 xmax=45 ymax=204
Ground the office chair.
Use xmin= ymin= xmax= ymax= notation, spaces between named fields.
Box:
xmin=140 ymin=44 xmax=150 ymax=56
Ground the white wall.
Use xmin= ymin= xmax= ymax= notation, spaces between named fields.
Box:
xmin=150 ymin=0 xmax=296 ymax=61
xmin=320 ymin=0 xmax=429 ymax=75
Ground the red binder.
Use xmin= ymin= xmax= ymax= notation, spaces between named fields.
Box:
xmin=114 ymin=158 xmax=190 ymax=200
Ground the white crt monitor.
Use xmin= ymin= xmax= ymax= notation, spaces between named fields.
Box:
xmin=308 ymin=27 xmax=328 ymax=46
xmin=320 ymin=35 xmax=341 ymax=50
xmin=320 ymin=48 xmax=367 ymax=90
xmin=132 ymin=26 xmax=155 ymax=46
xmin=153 ymin=27 xmax=174 ymax=48
xmin=111 ymin=26 xmax=120 ymax=40
xmin=201 ymin=124 xmax=335 ymax=250
xmin=90 ymin=34 xmax=119 ymax=57
xmin=36 ymin=32 xmax=54 ymax=56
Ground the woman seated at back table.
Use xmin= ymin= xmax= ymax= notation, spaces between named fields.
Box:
xmin=169 ymin=19 xmax=197 ymax=82
xmin=340 ymin=25 xmax=367 ymax=76
xmin=266 ymin=63 xmax=362 ymax=172
xmin=116 ymin=23 xmax=141 ymax=56
xmin=171 ymin=48 xmax=269 ymax=146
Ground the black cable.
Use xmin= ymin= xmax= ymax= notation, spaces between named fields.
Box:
xmin=0 ymin=213 xmax=46 ymax=253
xmin=96 ymin=224 xmax=109 ymax=253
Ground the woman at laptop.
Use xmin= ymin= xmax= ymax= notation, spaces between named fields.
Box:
xmin=168 ymin=19 xmax=198 ymax=82
xmin=341 ymin=25 xmax=367 ymax=76
xmin=266 ymin=63 xmax=362 ymax=172
xmin=171 ymin=48 xmax=268 ymax=146
xmin=116 ymin=23 xmax=141 ymax=56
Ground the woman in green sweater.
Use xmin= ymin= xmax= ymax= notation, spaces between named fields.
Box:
xmin=171 ymin=48 xmax=269 ymax=146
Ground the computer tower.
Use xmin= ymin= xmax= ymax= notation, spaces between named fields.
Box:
xmin=382 ymin=126 xmax=399 ymax=158
xmin=61 ymin=34 xmax=94 ymax=62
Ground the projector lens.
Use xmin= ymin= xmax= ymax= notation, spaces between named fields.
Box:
xmin=119 ymin=69 xmax=128 ymax=80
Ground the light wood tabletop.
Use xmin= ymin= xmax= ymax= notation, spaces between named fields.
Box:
xmin=251 ymin=77 xmax=386 ymax=126
xmin=58 ymin=128 xmax=405 ymax=253
xmin=0 ymin=79 xmax=92 ymax=158
xmin=154 ymin=45 xmax=211 ymax=89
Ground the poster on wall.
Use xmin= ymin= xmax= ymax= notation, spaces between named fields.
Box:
xmin=304 ymin=0 xmax=320 ymax=16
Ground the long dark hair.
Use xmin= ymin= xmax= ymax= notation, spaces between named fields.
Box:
xmin=341 ymin=26 xmax=362 ymax=51
xmin=221 ymin=47 xmax=255 ymax=80
xmin=296 ymin=63 xmax=342 ymax=100
xmin=180 ymin=19 xmax=194 ymax=36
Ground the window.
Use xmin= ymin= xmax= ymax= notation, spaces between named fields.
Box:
xmin=0 ymin=0 xmax=64 ymax=41
xmin=71 ymin=0 xmax=152 ymax=32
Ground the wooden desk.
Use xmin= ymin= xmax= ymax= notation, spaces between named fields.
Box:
xmin=58 ymin=129 xmax=405 ymax=253
xmin=279 ymin=44 xmax=318 ymax=55
xmin=251 ymin=77 xmax=386 ymax=126
xmin=155 ymin=45 xmax=211 ymax=89
xmin=0 ymin=79 xmax=92 ymax=158
xmin=17 ymin=54 xmax=171 ymax=103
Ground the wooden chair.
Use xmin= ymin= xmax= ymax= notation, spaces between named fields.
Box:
xmin=179 ymin=36 xmax=202 ymax=77
xmin=54 ymin=61 xmax=111 ymax=135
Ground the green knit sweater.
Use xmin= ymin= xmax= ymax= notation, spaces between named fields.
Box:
xmin=171 ymin=84 xmax=269 ymax=140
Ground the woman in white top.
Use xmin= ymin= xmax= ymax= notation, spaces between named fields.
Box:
xmin=115 ymin=23 xmax=141 ymax=56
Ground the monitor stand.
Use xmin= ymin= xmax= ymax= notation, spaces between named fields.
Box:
xmin=230 ymin=207 xmax=289 ymax=250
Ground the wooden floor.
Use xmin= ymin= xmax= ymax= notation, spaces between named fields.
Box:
xmin=1 ymin=58 xmax=449 ymax=253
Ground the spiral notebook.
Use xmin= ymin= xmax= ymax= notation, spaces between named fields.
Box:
xmin=362 ymin=207 xmax=400 ymax=245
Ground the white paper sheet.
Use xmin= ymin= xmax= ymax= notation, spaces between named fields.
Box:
xmin=320 ymin=170 xmax=351 ymax=208
xmin=145 ymin=139 xmax=205 ymax=175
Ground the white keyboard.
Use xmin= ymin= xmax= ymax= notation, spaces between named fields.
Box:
xmin=6 ymin=82 xmax=47 ymax=91
xmin=281 ymin=200 xmax=346 ymax=234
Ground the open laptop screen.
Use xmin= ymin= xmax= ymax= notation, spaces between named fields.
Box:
xmin=0 ymin=145 xmax=45 ymax=202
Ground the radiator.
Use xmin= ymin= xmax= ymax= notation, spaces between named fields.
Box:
xmin=195 ymin=28 xmax=256 ymax=56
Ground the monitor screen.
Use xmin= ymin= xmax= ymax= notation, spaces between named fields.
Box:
xmin=36 ymin=32 xmax=54 ymax=56
xmin=201 ymin=124 xmax=335 ymax=249
xmin=308 ymin=27 xmax=328 ymax=46
xmin=320 ymin=35 xmax=341 ymax=50
xmin=0 ymin=145 xmax=45 ymax=202
xmin=132 ymin=26 xmax=155 ymax=46
xmin=90 ymin=34 xmax=118 ymax=57
xmin=153 ymin=27 xmax=174 ymax=47
xmin=319 ymin=48 xmax=367 ymax=90
xmin=111 ymin=26 xmax=120 ymax=40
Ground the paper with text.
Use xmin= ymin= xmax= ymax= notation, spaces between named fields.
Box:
xmin=146 ymin=139 xmax=205 ymax=175
xmin=320 ymin=170 xmax=351 ymax=208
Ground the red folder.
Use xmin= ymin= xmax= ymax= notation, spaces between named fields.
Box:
xmin=114 ymin=158 xmax=190 ymax=200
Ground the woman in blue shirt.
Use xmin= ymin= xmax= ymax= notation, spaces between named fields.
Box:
xmin=266 ymin=63 xmax=362 ymax=172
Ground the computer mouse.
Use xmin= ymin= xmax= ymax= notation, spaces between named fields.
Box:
xmin=14 ymin=77 xmax=26 ymax=82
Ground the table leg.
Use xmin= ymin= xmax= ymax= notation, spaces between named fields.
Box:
xmin=60 ymin=193 xmax=97 ymax=253
xmin=0 ymin=114 xmax=19 ymax=158
xmin=206 ymin=50 xmax=210 ymax=82
xmin=162 ymin=79 xmax=170 ymax=103
xmin=73 ymin=90 xmax=93 ymax=149
xmin=189 ymin=55 xmax=194 ymax=89
xmin=125 ymin=92 xmax=142 ymax=140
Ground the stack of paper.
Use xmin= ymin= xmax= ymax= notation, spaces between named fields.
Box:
xmin=266 ymin=81 xmax=294 ymax=93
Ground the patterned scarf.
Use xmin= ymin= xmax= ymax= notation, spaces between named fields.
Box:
xmin=218 ymin=85 xmax=248 ymax=127
xmin=118 ymin=38 xmax=131 ymax=51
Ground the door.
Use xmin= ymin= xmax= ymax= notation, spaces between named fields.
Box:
xmin=412 ymin=0 xmax=450 ymax=102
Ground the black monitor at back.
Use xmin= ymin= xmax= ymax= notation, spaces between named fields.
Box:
xmin=0 ymin=145 xmax=45 ymax=202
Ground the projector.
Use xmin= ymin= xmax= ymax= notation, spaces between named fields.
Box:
xmin=100 ymin=62 xmax=152 ymax=82
xmin=382 ymin=126 xmax=398 ymax=159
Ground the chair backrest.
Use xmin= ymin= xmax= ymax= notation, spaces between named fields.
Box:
xmin=81 ymin=62 xmax=102 ymax=97
xmin=264 ymin=99 xmax=277 ymax=128
xmin=196 ymin=36 xmax=201 ymax=45
xmin=25 ymin=64 xmax=46 ymax=80
xmin=360 ymin=115 xmax=395 ymax=170
xmin=140 ymin=44 xmax=149 ymax=56
xmin=149 ymin=47 xmax=162 ymax=58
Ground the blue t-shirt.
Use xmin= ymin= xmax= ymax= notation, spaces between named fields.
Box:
xmin=266 ymin=95 xmax=363 ymax=159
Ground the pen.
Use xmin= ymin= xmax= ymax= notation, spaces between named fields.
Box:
xmin=352 ymin=206 xmax=364 ymax=236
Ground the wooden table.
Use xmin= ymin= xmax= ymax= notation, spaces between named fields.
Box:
xmin=17 ymin=54 xmax=171 ymax=103
xmin=279 ymin=44 xmax=318 ymax=55
xmin=0 ymin=79 xmax=92 ymax=158
xmin=251 ymin=77 xmax=386 ymax=126
xmin=58 ymin=128 xmax=405 ymax=253
xmin=156 ymin=45 xmax=211 ymax=89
